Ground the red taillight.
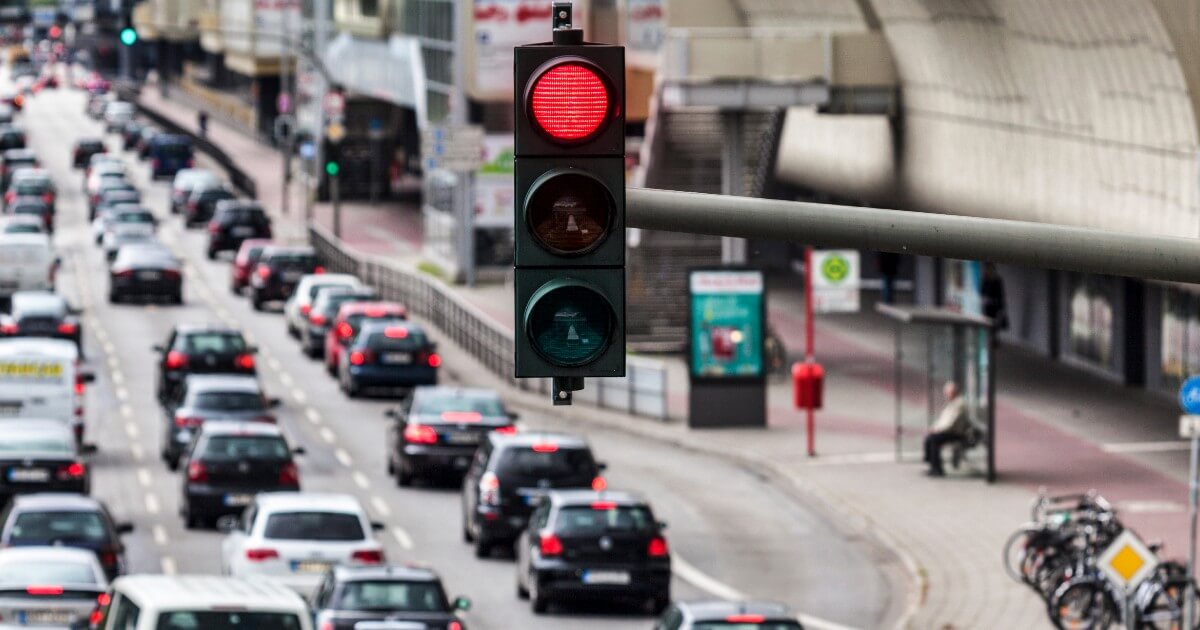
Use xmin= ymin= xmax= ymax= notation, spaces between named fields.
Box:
xmin=448 ymin=622 xmax=462 ymax=630
xmin=26 ymin=585 xmax=64 ymax=595
xmin=74 ymin=381 xmax=85 ymax=396
xmin=648 ymin=536 xmax=669 ymax=557
xmin=726 ymin=614 xmax=766 ymax=623
xmin=57 ymin=322 xmax=76 ymax=335
xmin=404 ymin=423 xmax=438 ymax=444
xmin=97 ymin=592 xmax=111 ymax=606
xmin=351 ymin=549 xmax=384 ymax=564
xmin=314 ymin=265 xmax=325 ymax=274
xmin=530 ymin=63 xmax=612 ymax=141
xmin=174 ymin=415 xmax=202 ymax=429
xmin=480 ymin=471 xmax=500 ymax=506
xmin=349 ymin=350 xmax=367 ymax=366
xmin=279 ymin=462 xmax=299 ymax=485
xmin=256 ymin=265 xmax=271 ymax=280
xmin=591 ymin=501 xmax=617 ymax=510
xmin=494 ymin=425 xmax=518 ymax=435
xmin=186 ymin=461 xmax=207 ymax=482
xmin=41 ymin=192 xmax=53 ymax=204
xmin=591 ymin=476 xmax=607 ymax=491
xmin=427 ymin=353 xmax=442 ymax=368
xmin=0 ymin=323 xmax=16 ymax=334
xmin=300 ymin=304 xmax=311 ymax=316
xmin=98 ymin=550 xmax=117 ymax=567
xmin=234 ymin=354 xmax=255 ymax=370
xmin=165 ymin=351 xmax=187 ymax=369
xmin=531 ymin=442 xmax=558 ymax=453
xmin=318 ymin=622 xmax=333 ymax=630
xmin=3 ymin=191 xmax=12 ymax=203
xmin=207 ymin=221 xmax=219 ymax=234
xmin=539 ymin=532 xmax=563 ymax=556
xmin=245 ymin=548 xmax=278 ymax=561
xmin=383 ymin=326 xmax=408 ymax=339
xmin=440 ymin=411 xmax=481 ymax=422
xmin=310 ymin=313 xmax=327 ymax=326
xmin=365 ymin=307 xmax=387 ymax=317
xmin=162 ymin=269 xmax=182 ymax=280
xmin=56 ymin=461 xmax=85 ymax=480
xmin=335 ymin=321 xmax=353 ymax=339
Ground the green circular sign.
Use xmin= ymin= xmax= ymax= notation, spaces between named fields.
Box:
xmin=821 ymin=254 xmax=850 ymax=283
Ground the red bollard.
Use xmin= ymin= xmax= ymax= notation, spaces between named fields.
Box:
xmin=792 ymin=361 xmax=824 ymax=410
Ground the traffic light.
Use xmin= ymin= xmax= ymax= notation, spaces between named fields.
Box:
xmin=324 ymin=160 xmax=339 ymax=177
xmin=119 ymin=27 xmax=137 ymax=47
xmin=513 ymin=6 xmax=625 ymax=391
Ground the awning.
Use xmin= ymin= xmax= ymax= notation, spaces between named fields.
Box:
xmin=323 ymin=33 xmax=427 ymax=127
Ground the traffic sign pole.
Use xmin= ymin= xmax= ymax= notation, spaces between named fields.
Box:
xmin=1188 ymin=427 xmax=1198 ymax=630
xmin=805 ymin=246 xmax=816 ymax=457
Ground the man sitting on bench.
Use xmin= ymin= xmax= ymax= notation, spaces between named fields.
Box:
xmin=924 ymin=381 xmax=970 ymax=477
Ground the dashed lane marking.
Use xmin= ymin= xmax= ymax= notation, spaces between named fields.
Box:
xmin=110 ymin=370 xmax=123 ymax=385
xmin=292 ymin=388 xmax=307 ymax=404
xmin=160 ymin=556 xmax=177 ymax=575
xmin=370 ymin=496 xmax=391 ymax=518
xmin=267 ymin=357 xmax=282 ymax=372
xmin=278 ymin=372 xmax=293 ymax=387
xmin=305 ymin=408 xmax=322 ymax=424
xmin=391 ymin=527 xmax=413 ymax=550
xmin=144 ymin=494 xmax=160 ymax=515
xmin=120 ymin=405 xmax=133 ymax=419
xmin=152 ymin=525 xmax=168 ymax=546
xmin=137 ymin=468 xmax=151 ymax=488
xmin=352 ymin=472 xmax=369 ymax=490
xmin=320 ymin=427 xmax=336 ymax=444
xmin=115 ymin=387 xmax=128 ymax=401
xmin=130 ymin=444 xmax=144 ymax=461
xmin=335 ymin=448 xmax=352 ymax=467
xmin=124 ymin=422 xmax=139 ymax=439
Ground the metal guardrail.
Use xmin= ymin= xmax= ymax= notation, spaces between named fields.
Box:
xmin=308 ymin=224 xmax=669 ymax=421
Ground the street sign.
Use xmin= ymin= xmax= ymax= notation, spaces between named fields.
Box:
xmin=812 ymin=249 xmax=860 ymax=313
xmin=326 ymin=121 xmax=346 ymax=144
xmin=299 ymin=141 xmax=316 ymax=160
xmin=273 ymin=114 xmax=296 ymax=144
xmin=1097 ymin=529 xmax=1159 ymax=593
xmin=1181 ymin=376 xmax=1200 ymax=414
xmin=1181 ymin=415 xmax=1200 ymax=439
xmin=323 ymin=91 xmax=345 ymax=117
xmin=420 ymin=125 xmax=484 ymax=172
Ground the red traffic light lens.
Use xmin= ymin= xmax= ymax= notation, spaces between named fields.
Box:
xmin=530 ymin=62 xmax=611 ymax=142
xmin=527 ymin=171 xmax=614 ymax=255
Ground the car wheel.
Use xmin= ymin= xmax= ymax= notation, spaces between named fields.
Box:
xmin=473 ymin=536 xmax=491 ymax=559
xmin=649 ymin=593 xmax=670 ymax=615
xmin=462 ymin=515 xmax=475 ymax=543
xmin=206 ymin=249 xmax=216 ymax=260
xmin=529 ymin=575 xmax=549 ymax=613
xmin=171 ymin=292 xmax=183 ymax=305
xmin=517 ymin=570 xmax=529 ymax=599
xmin=251 ymin=293 xmax=264 ymax=311
xmin=397 ymin=463 xmax=412 ymax=487
xmin=287 ymin=322 xmax=298 ymax=339
xmin=108 ymin=292 xmax=120 ymax=304
xmin=166 ymin=455 xmax=179 ymax=472
xmin=343 ymin=376 xmax=359 ymax=398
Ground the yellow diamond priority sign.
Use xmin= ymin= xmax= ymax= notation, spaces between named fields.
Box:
xmin=1097 ymin=529 xmax=1159 ymax=592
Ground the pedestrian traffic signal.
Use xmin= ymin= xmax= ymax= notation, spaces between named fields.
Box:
xmin=119 ymin=27 xmax=138 ymax=47
xmin=324 ymin=160 xmax=339 ymax=177
xmin=513 ymin=14 xmax=625 ymax=383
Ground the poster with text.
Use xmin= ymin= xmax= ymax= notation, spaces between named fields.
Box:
xmin=474 ymin=0 xmax=590 ymax=96
xmin=689 ymin=270 xmax=765 ymax=379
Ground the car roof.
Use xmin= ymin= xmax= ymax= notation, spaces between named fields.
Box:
xmin=677 ymin=600 xmax=795 ymax=620
xmin=489 ymin=431 xmax=590 ymax=449
xmin=358 ymin=319 xmax=423 ymax=336
xmin=262 ymin=245 xmax=315 ymax=257
xmin=199 ymin=420 xmax=284 ymax=437
xmin=300 ymin=273 xmax=356 ymax=286
xmin=332 ymin=563 xmax=440 ymax=583
xmin=115 ymin=244 xmax=175 ymax=264
xmin=11 ymin=493 xmax=104 ymax=511
xmin=2 ymin=148 xmax=35 ymax=159
xmin=337 ymin=301 xmax=404 ymax=316
xmin=11 ymin=291 xmax=65 ymax=315
xmin=413 ymin=386 xmax=501 ymax=402
xmin=214 ymin=199 xmax=261 ymax=212
xmin=549 ymin=490 xmax=645 ymax=507
xmin=174 ymin=323 xmax=243 ymax=335
xmin=183 ymin=374 xmax=260 ymax=393
xmin=0 ymin=337 xmax=76 ymax=359
xmin=0 ymin=545 xmax=103 ymax=566
xmin=0 ymin=419 xmax=74 ymax=439
xmin=255 ymin=492 xmax=364 ymax=513
xmin=0 ymin=232 xmax=50 ymax=247
xmin=313 ymin=286 xmax=373 ymax=302
xmin=111 ymin=575 xmax=307 ymax=612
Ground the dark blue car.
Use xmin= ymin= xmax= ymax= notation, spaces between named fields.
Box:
xmin=338 ymin=320 xmax=439 ymax=397
xmin=147 ymin=134 xmax=194 ymax=179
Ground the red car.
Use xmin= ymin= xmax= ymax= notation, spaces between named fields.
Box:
xmin=324 ymin=301 xmax=408 ymax=375
xmin=230 ymin=238 xmax=273 ymax=294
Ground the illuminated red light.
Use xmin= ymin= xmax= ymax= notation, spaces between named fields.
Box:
xmin=352 ymin=549 xmax=385 ymax=564
xmin=165 ymin=351 xmax=187 ymax=369
xmin=726 ymin=614 xmax=765 ymax=623
xmin=404 ymin=423 xmax=438 ymax=444
xmin=591 ymin=476 xmax=607 ymax=491
xmin=349 ymin=351 xmax=367 ymax=366
xmin=441 ymin=411 xmax=482 ymax=422
xmin=26 ymin=585 xmax=64 ymax=595
xmin=647 ymin=536 xmax=669 ymax=557
xmin=531 ymin=442 xmax=558 ymax=453
xmin=590 ymin=501 xmax=616 ymax=510
xmin=57 ymin=322 xmax=76 ymax=335
xmin=234 ymin=354 xmax=255 ymax=370
xmin=427 ymin=353 xmax=442 ymax=368
xmin=494 ymin=425 xmax=518 ymax=435
xmin=530 ymin=63 xmax=610 ymax=141
xmin=383 ymin=326 xmax=408 ymax=339
xmin=538 ymin=532 xmax=563 ymax=556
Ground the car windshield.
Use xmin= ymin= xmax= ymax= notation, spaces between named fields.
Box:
xmin=200 ymin=435 xmax=289 ymax=461
xmin=0 ymin=560 xmax=98 ymax=586
xmin=154 ymin=612 xmax=303 ymax=630
xmin=0 ymin=433 xmax=72 ymax=454
xmin=115 ymin=212 xmax=154 ymax=224
xmin=415 ymin=393 xmax=506 ymax=417
xmin=183 ymin=333 xmax=246 ymax=354
xmin=555 ymin=505 xmax=656 ymax=535
xmin=334 ymin=580 xmax=449 ymax=612
xmin=4 ymin=222 xmax=39 ymax=233
xmin=192 ymin=392 xmax=264 ymax=412
xmin=10 ymin=511 xmax=110 ymax=544
xmin=693 ymin=623 xmax=804 ymax=630
xmin=262 ymin=511 xmax=364 ymax=541
xmin=496 ymin=447 xmax=595 ymax=480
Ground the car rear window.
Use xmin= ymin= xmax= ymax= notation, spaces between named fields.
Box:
xmin=0 ymin=434 xmax=72 ymax=454
xmin=182 ymin=333 xmax=246 ymax=354
xmin=693 ymin=623 xmax=804 ymax=630
xmin=0 ymin=560 xmax=98 ymax=586
xmin=555 ymin=505 xmax=656 ymax=535
xmin=10 ymin=511 xmax=110 ymax=544
xmin=155 ymin=142 xmax=192 ymax=157
xmin=12 ymin=204 xmax=45 ymax=215
xmin=415 ymin=394 xmax=505 ymax=418
xmin=115 ymin=211 xmax=154 ymax=224
xmin=263 ymin=512 xmax=364 ymax=541
xmin=363 ymin=329 xmax=428 ymax=351
xmin=200 ymin=435 xmax=289 ymax=461
xmin=269 ymin=253 xmax=316 ymax=268
xmin=496 ymin=447 xmax=595 ymax=480
xmin=14 ymin=180 xmax=47 ymax=194
xmin=155 ymin=612 xmax=303 ymax=630
xmin=192 ymin=392 xmax=264 ymax=412
xmin=334 ymin=580 xmax=449 ymax=612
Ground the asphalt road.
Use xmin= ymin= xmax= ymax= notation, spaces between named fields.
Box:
xmin=22 ymin=81 xmax=900 ymax=630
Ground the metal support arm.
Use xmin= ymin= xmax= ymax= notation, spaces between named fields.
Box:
xmin=627 ymin=188 xmax=1200 ymax=284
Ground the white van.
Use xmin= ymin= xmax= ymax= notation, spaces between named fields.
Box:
xmin=96 ymin=575 xmax=313 ymax=630
xmin=0 ymin=338 xmax=92 ymax=442
xmin=0 ymin=232 xmax=56 ymax=299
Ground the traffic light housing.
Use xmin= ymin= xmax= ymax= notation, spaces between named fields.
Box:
xmin=514 ymin=29 xmax=625 ymax=381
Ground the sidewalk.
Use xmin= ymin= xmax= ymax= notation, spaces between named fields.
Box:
xmin=136 ymin=85 xmax=1195 ymax=629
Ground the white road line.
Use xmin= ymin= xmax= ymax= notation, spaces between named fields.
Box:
xmin=305 ymin=408 xmax=322 ymax=424
xmin=107 ymin=356 xmax=119 ymax=370
xmin=352 ymin=472 xmax=370 ymax=489
xmin=137 ymin=468 xmax=151 ymax=488
xmin=1101 ymin=441 xmax=1191 ymax=454
xmin=267 ymin=357 xmax=282 ymax=371
xmin=243 ymin=331 xmax=257 ymax=345
xmin=805 ymin=451 xmax=922 ymax=466
xmin=1116 ymin=500 xmax=1186 ymax=514
xmin=124 ymin=422 xmax=139 ymax=439
xmin=292 ymin=388 xmax=307 ymax=404
xmin=110 ymin=370 xmax=124 ymax=385
xmin=115 ymin=386 xmax=128 ymax=401
xmin=152 ymin=524 xmax=168 ymax=546
xmin=120 ymin=404 xmax=133 ymax=419
xmin=320 ymin=427 xmax=336 ymax=444
xmin=335 ymin=448 xmax=352 ymax=467
xmin=370 ymin=496 xmax=391 ymax=518
xmin=130 ymin=444 xmax=144 ymax=461
xmin=391 ymin=526 xmax=413 ymax=550
xmin=102 ymin=341 xmax=115 ymax=354
xmin=160 ymin=556 xmax=177 ymax=575
xmin=144 ymin=494 xmax=160 ymax=515
xmin=278 ymin=372 xmax=293 ymax=387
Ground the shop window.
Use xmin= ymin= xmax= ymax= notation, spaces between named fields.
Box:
xmin=1162 ymin=289 xmax=1200 ymax=390
xmin=1066 ymin=275 xmax=1115 ymax=368
xmin=361 ymin=0 xmax=379 ymax=17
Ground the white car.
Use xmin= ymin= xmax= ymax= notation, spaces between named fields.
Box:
xmin=220 ymin=492 xmax=386 ymax=595
xmin=0 ymin=546 xmax=109 ymax=628
xmin=98 ymin=575 xmax=311 ymax=630
xmin=101 ymin=208 xmax=157 ymax=260
xmin=170 ymin=169 xmax=221 ymax=214
xmin=283 ymin=274 xmax=363 ymax=338
xmin=0 ymin=232 xmax=56 ymax=299
xmin=102 ymin=102 xmax=135 ymax=132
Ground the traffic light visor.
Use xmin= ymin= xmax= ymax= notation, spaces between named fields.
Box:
xmin=526 ymin=170 xmax=614 ymax=256
xmin=528 ymin=60 xmax=614 ymax=143
xmin=525 ymin=282 xmax=615 ymax=367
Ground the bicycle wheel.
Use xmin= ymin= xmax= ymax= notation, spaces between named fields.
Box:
xmin=1004 ymin=526 xmax=1038 ymax=584
xmin=1050 ymin=579 xmax=1119 ymax=630
xmin=1138 ymin=577 xmax=1200 ymax=630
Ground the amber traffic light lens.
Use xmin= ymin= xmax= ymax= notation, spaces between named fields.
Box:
xmin=526 ymin=171 xmax=614 ymax=256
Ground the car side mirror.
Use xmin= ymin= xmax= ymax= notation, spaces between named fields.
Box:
xmin=596 ymin=462 xmax=608 ymax=472
xmin=292 ymin=446 xmax=306 ymax=456
xmin=268 ymin=397 xmax=282 ymax=408
xmin=507 ymin=411 xmax=520 ymax=422
xmin=215 ymin=515 xmax=240 ymax=533
xmin=151 ymin=344 xmax=164 ymax=353
xmin=246 ymin=345 xmax=259 ymax=354
xmin=384 ymin=408 xmax=400 ymax=420
xmin=79 ymin=371 xmax=95 ymax=384
xmin=79 ymin=443 xmax=98 ymax=455
xmin=370 ymin=521 xmax=385 ymax=532
xmin=116 ymin=522 xmax=134 ymax=535
xmin=657 ymin=521 xmax=668 ymax=531
xmin=453 ymin=596 xmax=472 ymax=611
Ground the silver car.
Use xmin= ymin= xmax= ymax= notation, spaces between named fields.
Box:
xmin=0 ymin=546 xmax=109 ymax=628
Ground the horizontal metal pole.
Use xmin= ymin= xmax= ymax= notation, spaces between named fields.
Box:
xmin=627 ymin=188 xmax=1200 ymax=284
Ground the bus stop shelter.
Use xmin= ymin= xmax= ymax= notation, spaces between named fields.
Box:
xmin=877 ymin=304 xmax=997 ymax=482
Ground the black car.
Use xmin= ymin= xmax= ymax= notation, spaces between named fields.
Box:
xmin=338 ymin=320 xmax=439 ymax=397
xmin=89 ymin=178 xmax=137 ymax=220
xmin=654 ymin=600 xmax=806 ymax=630
xmin=206 ymin=200 xmax=272 ymax=259
xmin=248 ymin=245 xmax=321 ymax=310
xmin=135 ymin=126 xmax=160 ymax=159
xmin=311 ymin=565 xmax=471 ymax=630
xmin=153 ymin=324 xmax=257 ymax=404
xmin=108 ymin=244 xmax=182 ymax=305
xmin=0 ymin=420 xmax=91 ymax=501
xmin=162 ymin=375 xmax=279 ymax=469
xmin=0 ymin=149 xmax=37 ymax=190
xmin=0 ymin=124 xmax=26 ymax=152
xmin=183 ymin=181 xmax=235 ymax=227
xmin=387 ymin=387 xmax=516 ymax=486
xmin=120 ymin=121 xmax=143 ymax=151
xmin=147 ymin=134 xmax=194 ymax=179
xmin=72 ymin=138 xmax=105 ymax=168
xmin=180 ymin=420 xmax=300 ymax=528
xmin=461 ymin=432 xmax=605 ymax=558
xmin=0 ymin=291 xmax=82 ymax=352
xmin=6 ymin=175 xmax=55 ymax=216
xmin=516 ymin=490 xmax=670 ymax=614
xmin=0 ymin=494 xmax=134 ymax=581
xmin=302 ymin=288 xmax=377 ymax=358
xmin=8 ymin=196 xmax=52 ymax=233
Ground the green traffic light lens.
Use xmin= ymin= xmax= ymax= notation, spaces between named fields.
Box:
xmin=525 ymin=281 xmax=615 ymax=367
xmin=526 ymin=171 xmax=613 ymax=256
xmin=120 ymin=28 xmax=137 ymax=46
xmin=325 ymin=161 xmax=339 ymax=176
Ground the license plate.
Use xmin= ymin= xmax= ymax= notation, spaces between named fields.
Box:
xmin=291 ymin=560 xmax=331 ymax=574
xmin=8 ymin=467 xmax=48 ymax=482
xmin=454 ymin=456 xmax=470 ymax=469
xmin=582 ymin=570 xmax=631 ymax=585
xmin=443 ymin=431 xmax=479 ymax=445
xmin=138 ymin=271 xmax=161 ymax=281
xmin=282 ymin=271 xmax=302 ymax=282
xmin=223 ymin=494 xmax=253 ymax=506
xmin=21 ymin=609 xmax=74 ymax=624
xmin=232 ymin=226 xmax=255 ymax=237
xmin=381 ymin=352 xmax=411 ymax=365
xmin=0 ymin=402 xmax=21 ymax=416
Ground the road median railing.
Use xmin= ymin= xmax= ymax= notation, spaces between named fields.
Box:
xmin=309 ymin=223 xmax=669 ymax=421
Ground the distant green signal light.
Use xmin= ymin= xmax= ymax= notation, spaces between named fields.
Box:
xmin=119 ymin=28 xmax=138 ymax=46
